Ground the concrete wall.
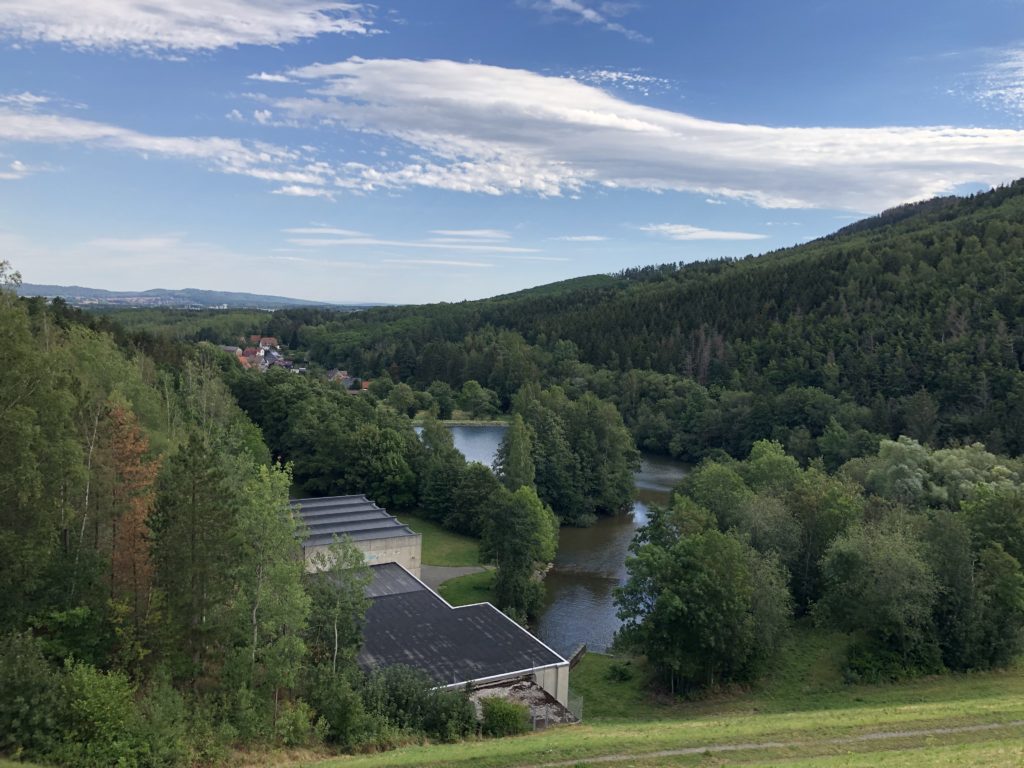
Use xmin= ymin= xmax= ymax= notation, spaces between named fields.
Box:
xmin=305 ymin=533 xmax=422 ymax=578
xmin=534 ymin=663 xmax=570 ymax=707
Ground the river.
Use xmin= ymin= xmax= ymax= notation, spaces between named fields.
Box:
xmin=446 ymin=423 xmax=688 ymax=657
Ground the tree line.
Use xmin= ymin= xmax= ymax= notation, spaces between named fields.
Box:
xmin=615 ymin=438 xmax=1024 ymax=692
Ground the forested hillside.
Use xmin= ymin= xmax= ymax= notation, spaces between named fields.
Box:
xmin=237 ymin=180 xmax=1024 ymax=463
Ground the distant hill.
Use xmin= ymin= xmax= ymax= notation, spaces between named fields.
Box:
xmin=16 ymin=284 xmax=373 ymax=310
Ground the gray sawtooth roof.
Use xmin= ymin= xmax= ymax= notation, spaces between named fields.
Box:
xmin=290 ymin=495 xmax=418 ymax=547
xmin=358 ymin=563 xmax=566 ymax=686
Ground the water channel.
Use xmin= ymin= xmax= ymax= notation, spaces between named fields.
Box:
xmin=445 ymin=423 xmax=689 ymax=657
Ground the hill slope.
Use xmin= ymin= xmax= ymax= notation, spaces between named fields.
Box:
xmin=267 ymin=180 xmax=1024 ymax=458
xmin=18 ymin=283 xmax=350 ymax=309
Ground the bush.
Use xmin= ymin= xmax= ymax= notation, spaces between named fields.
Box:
xmin=480 ymin=697 xmax=529 ymax=737
xmin=276 ymin=699 xmax=327 ymax=747
xmin=423 ymin=689 xmax=476 ymax=742
xmin=305 ymin=664 xmax=368 ymax=747
xmin=604 ymin=661 xmax=634 ymax=682
xmin=58 ymin=661 xmax=146 ymax=768
xmin=362 ymin=665 xmax=435 ymax=732
xmin=138 ymin=678 xmax=190 ymax=768
xmin=0 ymin=632 xmax=63 ymax=760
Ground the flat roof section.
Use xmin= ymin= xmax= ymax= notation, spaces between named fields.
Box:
xmin=291 ymin=495 xmax=418 ymax=547
xmin=358 ymin=563 xmax=566 ymax=687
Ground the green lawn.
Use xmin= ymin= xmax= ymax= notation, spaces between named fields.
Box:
xmin=393 ymin=513 xmax=481 ymax=567
xmin=438 ymin=570 xmax=495 ymax=606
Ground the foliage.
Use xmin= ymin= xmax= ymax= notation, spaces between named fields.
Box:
xmin=479 ymin=697 xmax=530 ymax=737
xmin=484 ymin=487 xmax=559 ymax=621
xmin=58 ymin=661 xmax=146 ymax=768
xmin=817 ymin=522 xmax=942 ymax=680
xmin=616 ymin=498 xmax=791 ymax=691
xmin=0 ymin=633 xmax=63 ymax=760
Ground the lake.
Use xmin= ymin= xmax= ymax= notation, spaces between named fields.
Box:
xmin=446 ymin=423 xmax=689 ymax=656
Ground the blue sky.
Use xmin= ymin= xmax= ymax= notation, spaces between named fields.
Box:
xmin=2 ymin=0 xmax=1024 ymax=303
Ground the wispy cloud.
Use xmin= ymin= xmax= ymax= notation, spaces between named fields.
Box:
xmin=573 ymin=68 xmax=670 ymax=96
xmin=249 ymin=72 xmax=293 ymax=84
xmin=527 ymin=0 xmax=649 ymax=43
xmin=284 ymin=226 xmax=366 ymax=236
xmin=264 ymin=57 xmax=1024 ymax=211
xmin=382 ymin=258 xmax=493 ymax=268
xmin=975 ymin=46 xmax=1024 ymax=117
xmin=554 ymin=234 xmax=608 ymax=241
xmin=0 ymin=105 xmax=341 ymax=195
xmin=0 ymin=0 xmax=374 ymax=54
xmin=640 ymin=224 xmax=767 ymax=241
xmin=429 ymin=228 xmax=510 ymax=239
xmin=286 ymin=236 xmax=540 ymax=254
xmin=0 ymin=92 xmax=50 ymax=109
xmin=0 ymin=159 xmax=36 ymax=180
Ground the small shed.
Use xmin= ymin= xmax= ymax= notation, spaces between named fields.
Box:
xmin=290 ymin=495 xmax=422 ymax=577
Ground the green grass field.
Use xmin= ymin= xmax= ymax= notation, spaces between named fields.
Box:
xmin=437 ymin=570 xmax=495 ymax=606
xmin=393 ymin=513 xmax=480 ymax=567
xmin=305 ymin=625 xmax=1024 ymax=768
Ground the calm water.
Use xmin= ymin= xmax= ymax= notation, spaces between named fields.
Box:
xmin=446 ymin=425 xmax=688 ymax=656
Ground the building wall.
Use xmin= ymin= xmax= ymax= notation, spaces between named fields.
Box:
xmin=534 ymin=663 xmax=570 ymax=707
xmin=305 ymin=533 xmax=422 ymax=578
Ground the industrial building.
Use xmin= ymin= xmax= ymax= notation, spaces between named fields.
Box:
xmin=290 ymin=495 xmax=422 ymax=577
xmin=359 ymin=563 xmax=571 ymax=708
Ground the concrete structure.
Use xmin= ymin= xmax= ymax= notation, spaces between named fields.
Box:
xmin=359 ymin=563 xmax=571 ymax=708
xmin=290 ymin=495 xmax=421 ymax=578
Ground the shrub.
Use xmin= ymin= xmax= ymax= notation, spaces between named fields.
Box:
xmin=605 ymin=661 xmax=634 ymax=682
xmin=423 ymin=689 xmax=476 ymax=742
xmin=138 ymin=678 xmax=190 ymax=768
xmin=58 ymin=660 xmax=145 ymax=768
xmin=0 ymin=632 xmax=63 ymax=760
xmin=276 ymin=699 xmax=326 ymax=747
xmin=362 ymin=665 xmax=435 ymax=732
xmin=480 ymin=697 xmax=529 ymax=737
xmin=305 ymin=664 xmax=369 ymax=747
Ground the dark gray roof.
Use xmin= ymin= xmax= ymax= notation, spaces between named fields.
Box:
xmin=358 ymin=564 xmax=566 ymax=686
xmin=290 ymin=495 xmax=418 ymax=547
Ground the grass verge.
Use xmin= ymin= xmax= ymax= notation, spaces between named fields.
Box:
xmin=438 ymin=570 xmax=495 ymax=606
xmin=393 ymin=513 xmax=480 ymax=567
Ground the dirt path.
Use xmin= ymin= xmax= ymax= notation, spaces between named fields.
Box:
xmin=535 ymin=719 xmax=1024 ymax=767
xmin=420 ymin=564 xmax=485 ymax=590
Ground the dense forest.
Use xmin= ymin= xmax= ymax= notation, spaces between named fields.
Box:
xmin=176 ymin=179 xmax=1024 ymax=465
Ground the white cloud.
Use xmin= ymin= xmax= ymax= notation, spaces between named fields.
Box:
xmin=574 ymin=68 xmax=670 ymax=96
xmin=253 ymin=109 xmax=273 ymax=125
xmin=0 ymin=159 xmax=34 ymax=180
xmin=273 ymin=184 xmax=335 ymax=199
xmin=0 ymin=0 xmax=373 ymax=53
xmin=0 ymin=105 xmax=342 ymax=193
xmin=383 ymin=258 xmax=493 ymax=268
xmin=640 ymin=224 xmax=767 ymax=241
xmin=249 ymin=72 xmax=293 ymax=83
xmin=429 ymin=228 xmax=510 ymax=240
xmin=0 ymin=92 xmax=49 ymax=109
xmin=975 ymin=47 xmax=1024 ymax=116
xmin=528 ymin=0 xmax=649 ymax=42
xmin=284 ymin=226 xmax=366 ymax=236
xmin=266 ymin=57 xmax=1024 ymax=211
xmin=554 ymin=234 xmax=607 ymax=241
xmin=286 ymin=236 xmax=539 ymax=253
